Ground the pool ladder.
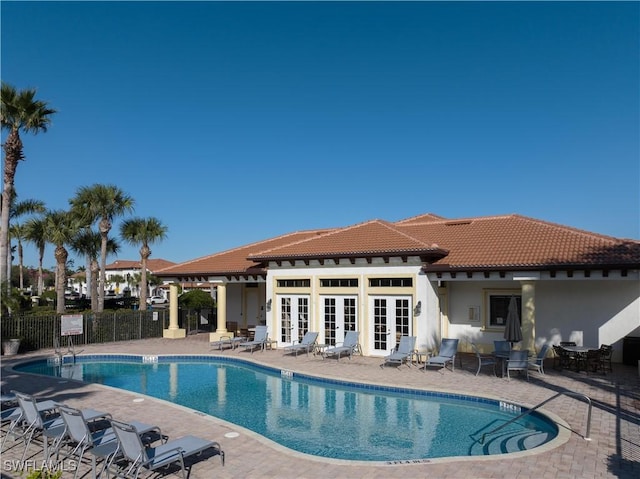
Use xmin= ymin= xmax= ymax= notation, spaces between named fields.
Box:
xmin=479 ymin=391 xmax=592 ymax=444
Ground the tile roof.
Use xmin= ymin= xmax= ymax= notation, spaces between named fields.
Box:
xmin=156 ymin=229 xmax=334 ymax=277
xmin=248 ymin=220 xmax=448 ymax=261
xmin=105 ymin=258 xmax=177 ymax=272
xmin=396 ymin=214 xmax=640 ymax=270
xmin=156 ymin=213 xmax=640 ymax=278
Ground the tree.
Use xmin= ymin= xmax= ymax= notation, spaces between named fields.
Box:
xmin=9 ymin=198 xmax=45 ymax=289
xmin=119 ymin=217 xmax=167 ymax=311
xmin=70 ymin=228 xmax=119 ymax=312
xmin=69 ymin=184 xmax=134 ymax=312
xmin=42 ymin=210 xmax=79 ymax=314
xmin=0 ymin=82 xmax=56 ymax=290
xmin=23 ymin=217 xmax=47 ymax=295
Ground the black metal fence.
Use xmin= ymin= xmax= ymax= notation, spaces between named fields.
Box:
xmin=0 ymin=310 xmax=170 ymax=354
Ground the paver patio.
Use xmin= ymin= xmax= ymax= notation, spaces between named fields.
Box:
xmin=1 ymin=334 xmax=638 ymax=479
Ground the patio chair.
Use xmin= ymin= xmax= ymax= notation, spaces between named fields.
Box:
xmin=583 ymin=349 xmax=604 ymax=374
xmin=381 ymin=336 xmax=416 ymax=369
xmin=8 ymin=391 xmax=67 ymax=462
xmin=238 ymin=326 xmax=268 ymax=354
xmin=322 ymin=331 xmax=360 ymax=362
xmin=599 ymin=344 xmax=613 ymax=372
xmin=55 ymin=404 xmax=119 ymax=479
xmin=283 ymin=331 xmax=319 ymax=357
xmin=421 ymin=338 xmax=459 ymax=372
xmin=109 ymin=419 xmax=224 ymax=479
xmin=471 ymin=343 xmax=497 ymax=376
xmin=506 ymin=350 xmax=530 ymax=381
xmin=528 ymin=344 xmax=550 ymax=375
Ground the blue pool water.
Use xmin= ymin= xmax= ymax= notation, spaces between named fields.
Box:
xmin=15 ymin=355 xmax=558 ymax=462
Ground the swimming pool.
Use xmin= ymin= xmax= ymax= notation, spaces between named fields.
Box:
xmin=14 ymin=355 xmax=559 ymax=462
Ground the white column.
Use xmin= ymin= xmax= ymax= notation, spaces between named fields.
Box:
xmin=210 ymin=282 xmax=232 ymax=341
xmin=520 ymin=280 xmax=536 ymax=353
xmin=163 ymin=283 xmax=186 ymax=338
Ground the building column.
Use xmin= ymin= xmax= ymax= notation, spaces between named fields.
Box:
xmin=163 ymin=283 xmax=185 ymax=338
xmin=210 ymin=282 xmax=232 ymax=342
xmin=520 ymin=280 xmax=536 ymax=353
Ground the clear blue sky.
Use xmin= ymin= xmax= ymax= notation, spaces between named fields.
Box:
xmin=2 ymin=1 xmax=639 ymax=270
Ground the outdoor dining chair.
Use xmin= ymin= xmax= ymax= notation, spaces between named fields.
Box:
xmin=506 ymin=350 xmax=530 ymax=381
xmin=471 ymin=343 xmax=497 ymax=376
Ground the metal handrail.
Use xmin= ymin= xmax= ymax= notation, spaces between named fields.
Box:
xmin=480 ymin=392 xmax=592 ymax=444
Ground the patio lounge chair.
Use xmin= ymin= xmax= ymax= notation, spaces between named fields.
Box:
xmin=8 ymin=391 xmax=67 ymax=462
xmin=421 ymin=338 xmax=459 ymax=372
xmin=528 ymin=344 xmax=550 ymax=375
xmin=322 ymin=331 xmax=360 ymax=361
xmin=55 ymin=404 xmax=119 ymax=479
xmin=507 ymin=350 xmax=530 ymax=381
xmin=283 ymin=331 xmax=319 ymax=357
xmin=109 ymin=419 xmax=224 ymax=479
xmin=238 ymin=326 xmax=268 ymax=354
xmin=381 ymin=336 xmax=416 ymax=369
xmin=471 ymin=342 xmax=497 ymax=376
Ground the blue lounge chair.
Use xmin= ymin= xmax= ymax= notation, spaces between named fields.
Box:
xmin=283 ymin=331 xmax=319 ymax=357
xmin=110 ymin=419 xmax=224 ymax=479
xmin=238 ymin=326 xmax=268 ymax=354
xmin=381 ymin=336 xmax=416 ymax=369
xmin=422 ymin=338 xmax=459 ymax=372
xmin=322 ymin=331 xmax=360 ymax=361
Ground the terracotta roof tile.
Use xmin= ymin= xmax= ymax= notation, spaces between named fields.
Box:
xmin=105 ymin=259 xmax=176 ymax=272
xmin=156 ymin=229 xmax=334 ymax=276
xmin=156 ymin=213 xmax=640 ymax=277
xmin=397 ymin=214 xmax=640 ymax=270
xmin=248 ymin=220 xmax=447 ymax=260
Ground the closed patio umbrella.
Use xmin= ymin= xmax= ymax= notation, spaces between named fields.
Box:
xmin=503 ymin=296 xmax=522 ymax=346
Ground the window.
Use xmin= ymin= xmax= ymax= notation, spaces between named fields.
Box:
xmin=320 ymin=278 xmax=358 ymax=287
xmin=277 ymin=279 xmax=310 ymax=288
xmin=485 ymin=291 xmax=521 ymax=330
xmin=369 ymin=278 xmax=413 ymax=287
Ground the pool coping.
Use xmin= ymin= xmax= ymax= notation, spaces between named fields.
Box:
xmin=7 ymin=353 xmax=573 ymax=467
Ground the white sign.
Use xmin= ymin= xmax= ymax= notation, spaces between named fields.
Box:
xmin=61 ymin=314 xmax=83 ymax=336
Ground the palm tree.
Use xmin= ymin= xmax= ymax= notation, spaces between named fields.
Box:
xmin=69 ymin=184 xmax=134 ymax=312
xmin=42 ymin=210 xmax=80 ymax=314
xmin=70 ymin=229 xmax=119 ymax=312
xmin=0 ymin=82 xmax=56 ymax=288
xmin=23 ymin=217 xmax=47 ymax=295
xmin=9 ymin=198 xmax=45 ymax=289
xmin=120 ymin=217 xmax=167 ymax=311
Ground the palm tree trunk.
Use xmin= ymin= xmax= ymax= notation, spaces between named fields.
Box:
xmin=140 ymin=248 xmax=149 ymax=311
xmin=37 ymin=246 xmax=45 ymax=296
xmin=90 ymin=259 xmax=99 ymax=312
xmin=1 ymin=127 xmax=22 ymax=291
xmin=55 ymin=245 xmax=67 ymax=314
xmin=18 ymin=240 xmax=24 ymax=289
xmin=98 ymin=219 xmax=110 ymax=312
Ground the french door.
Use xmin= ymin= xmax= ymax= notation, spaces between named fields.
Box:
xmin=369 ymin=296 xmax=412 ymax=356
xmin=278 ymin=295 xmax=309 ymax=346
xmin=321 ymin=296 xmax=358 ymax=346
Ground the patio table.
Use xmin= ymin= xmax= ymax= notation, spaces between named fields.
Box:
xmin=561 ymin=346 xmax=598 ymax=372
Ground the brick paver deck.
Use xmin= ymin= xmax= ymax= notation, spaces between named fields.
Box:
xmin=1 ymin=335 xmax=638 ymax=479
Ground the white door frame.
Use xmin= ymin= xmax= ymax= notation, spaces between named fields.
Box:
xmin=320 ymin=295 xmax=358 ymax=346
xmin=277 ymin=295 xmax=310 ymax=346
xmin=369 ymin=295 xmax=412 ymax=356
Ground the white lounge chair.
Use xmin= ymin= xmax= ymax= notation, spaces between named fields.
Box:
xmin=381 ymin=336 xmax=416 ymax=369
xmin=422 ymin=338 xmax=459 ymax=372
xmin=322 ymin=331 xmax=360 ymax=362
xmin=110 ymin=419 xmax=224 ymax=479
xmin=238 ymin=326 xmax=268 ymax=353
xmin=283 ymin=331 xmax=318 ymax=357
